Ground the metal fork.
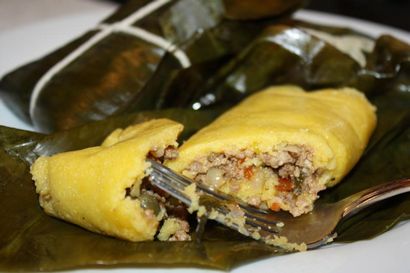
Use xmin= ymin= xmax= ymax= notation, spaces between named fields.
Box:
xmin=147 ymin=159 xmax=410 ymax=249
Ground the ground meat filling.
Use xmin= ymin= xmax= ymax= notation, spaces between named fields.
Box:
xmin=183 ymin=145 xmax=325 ymax=217
xmin=126 ymin=145 xmax=191 ymax=241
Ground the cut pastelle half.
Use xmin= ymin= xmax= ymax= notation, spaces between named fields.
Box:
xmin=167 ymin=86 xmax=377 ymax=216
xmin=31 ymin=119 xmax=190 ymax=242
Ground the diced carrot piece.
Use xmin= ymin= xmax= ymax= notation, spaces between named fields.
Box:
xmin=270 ymin=202 xmax=281 ymax=212
xmin=275 ymin=177 xmax=294 ymax=192
xmin=244 ymin=166 xmax=254 ymax=180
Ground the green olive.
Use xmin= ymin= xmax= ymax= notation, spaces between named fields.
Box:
xmin=139 ymin=193 xmax=161 ymax=215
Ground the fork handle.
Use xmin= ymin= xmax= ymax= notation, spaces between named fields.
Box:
xmin=341 ymin=178 xmax=410 ymax=218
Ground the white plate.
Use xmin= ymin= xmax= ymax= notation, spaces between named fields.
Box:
xmin=0 ymin=4 xmax=409 ymax=273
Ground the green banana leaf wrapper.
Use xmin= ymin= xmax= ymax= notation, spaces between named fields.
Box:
xmin=0 ymin=0 xmax=305 ymax=132
xmin=159 ymin=23 xmax=410 ymax=110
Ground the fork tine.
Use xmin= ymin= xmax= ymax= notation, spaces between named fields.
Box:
xmin=149 ymin=160 xmax=278 ymax=225
xmin=148 ymin=170 xmax=192 ymax=206
xmin=148 ymin=159 xmax=269 ymax=215
xmin=148 ymin=159 xmax=281 ymax=224
xmin=147 ymin=159 xmax=283 ymax=242
xmin=149 ymin=160 xmax=189 ymax=189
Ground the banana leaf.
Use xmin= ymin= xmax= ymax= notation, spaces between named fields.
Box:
xmin=0 ymin=0 xmax=303 ymax=133
xmin=1 ymin=77 xmax=410 ymax=271
xmin=160 ymin=24 xmax=410 ymax=110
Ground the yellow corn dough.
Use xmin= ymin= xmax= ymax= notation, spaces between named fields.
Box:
xmin=167 ymin=85 xmax=376 ymax=215
xmin=31 ymin=119 xmax=183 ymax=241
